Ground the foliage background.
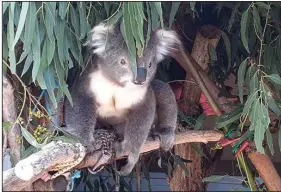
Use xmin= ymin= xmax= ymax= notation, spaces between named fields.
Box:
xmin=2 ymin=1 xmax=281 ymax=191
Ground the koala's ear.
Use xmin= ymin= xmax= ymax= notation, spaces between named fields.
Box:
xmin=84 ymin=23 xmax=114 ymax=55
xmin=155 ymin=29 xmax=181 ymax=62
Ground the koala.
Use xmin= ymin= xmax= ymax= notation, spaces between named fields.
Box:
xmin=64 ymin=22 xmax=180 ymax=175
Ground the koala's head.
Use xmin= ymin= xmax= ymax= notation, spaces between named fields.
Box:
xmin=85 ymin=23 xmax=180 ymax=87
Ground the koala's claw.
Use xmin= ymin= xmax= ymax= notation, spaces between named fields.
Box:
xmin=153 ymin=131 xmax=175 ymax=151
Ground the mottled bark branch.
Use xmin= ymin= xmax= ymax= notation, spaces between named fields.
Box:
xmin=3 ymin=130 xmax=223 ymax=191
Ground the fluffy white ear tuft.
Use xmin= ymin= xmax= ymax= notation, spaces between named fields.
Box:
xmin=84 ymin=23 xmax=114 ymax=55
xmin=155 ymin=29 xmax=181 ymax=62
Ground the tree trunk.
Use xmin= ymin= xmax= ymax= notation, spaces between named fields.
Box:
xmin=168 ymin=25 xmax=221 ymax=191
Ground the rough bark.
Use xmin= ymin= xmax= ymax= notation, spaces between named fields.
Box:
xmin=3 ymin=75 xmax=22 ymax=164
xmin=168 ymin=25 xmax=222 ymax=191
xmin=3 ymin=130 xmax=223 ymax=191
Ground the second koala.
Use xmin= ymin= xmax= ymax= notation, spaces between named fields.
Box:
xmin=64 ymin=23 xmax=180 ymax=175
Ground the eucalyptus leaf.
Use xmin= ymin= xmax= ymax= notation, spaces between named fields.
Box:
xmin=43 ymin=68 xmax=58 ymax=109
xmin=21 ymin=51 xmax=33 ymax=77
xmin=44 ymin=2 xmax=56 ymax=43
xmin=70 ymin=5 xmax=80 ymax=36
xmin=221 ymin=31 xmax=231 ymax=70
xmin=256 ymin=2 xmax=271 ymax=10
xmin=169 ymin=2 xmax=181 ymax=28
xmin=21 ymin=127 xmax=48 ymax=148
xmin=241 ymin=10 xmax=250 ymax=53
xmin=190 ymin=2 xmax=196 ymax=11
xmin=153 ymin=2 xmax=164 ymax=28
xmin=7 ymin=2 xmax=16 ymax=73
xmin=216 ymin=105 xmax=243 ymax=128
xmin=3 ymin=2 xmax=10 ymax=14
xmin=194 ymin=114 xmax=205 ymax=130
xmin=237 ymin=58 xmax=248 ymax=103
xmin=267 ymin=74 xmax=281 ymax=85
xmin=249 ymin=72 xmax=259 ymax=93
xmin=12 ymin=2 xmax=29 ymax=49
xmin=242 ymin=91 xmax=257 ymax=118
xmin=266 ymin=129 xmax=274 ymax=155
xmin=31 ymin=17 xmax=41 ymax=82
xmin=173 ymin=155 xmax=189 ymax=176
xmin=145 ymin=2 xmax=152 ymax=47
xmin=58 ymin=2 xmax=67 ymax=20
xmin=252 ymin=5 xmax=263 ymax=37
xmin=208 ymin=44 xmax=217 ymax=61
xmin=79 ymin=2 xmax=88 ymax=39
xmin=54 ymin=16 xmax=66 ymax=68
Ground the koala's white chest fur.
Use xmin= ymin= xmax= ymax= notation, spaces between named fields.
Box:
xmin=89 ymin=71 xmax=147 ymax=124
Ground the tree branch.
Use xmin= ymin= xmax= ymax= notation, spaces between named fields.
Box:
xmin=3 ymin=130 xmax=223 ymax=191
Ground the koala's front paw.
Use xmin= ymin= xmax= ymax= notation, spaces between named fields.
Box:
xmin=153 ymin=131 xmax=175 ymax=151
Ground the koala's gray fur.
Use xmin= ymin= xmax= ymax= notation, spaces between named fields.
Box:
xmin=64 ymin=23 xmax=180 ymax=175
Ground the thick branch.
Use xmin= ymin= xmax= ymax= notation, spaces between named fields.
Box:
xmin=3 ymin=130 xmax=223 ymax=191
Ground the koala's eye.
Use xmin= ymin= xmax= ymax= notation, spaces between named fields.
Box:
xmin=149 ymin=63 xmax=152 ymax=68
xmin=120 ymin=59 xmax=126 ymax=65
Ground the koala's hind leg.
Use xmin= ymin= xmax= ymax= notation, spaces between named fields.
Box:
xmin=114 ymin=88 xmax=156 ymax=176
xmin=151 ymin=79 xmax=177 ymax=151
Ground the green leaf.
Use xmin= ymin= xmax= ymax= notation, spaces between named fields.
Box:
xmin=252 ymin=5 xmax=263 ymax=37
xmin=21 ymin=51 xmax=33 ymax=77
xmin=43 ymin=68 xmax=58 ymax=109
xmin=202 ymin=175 xmax=224 ymax=183
xmin=194 ymin=114 xmax=205 ymax=130
xmin=44 ymin=2 xmax=56 ymax=43
xmin=249 ymin=72 xmax=259 ymax=93
xmin=79 ymin=2 xmax=88 ymax=39
xmin=22 ymin=2 xmax=36 ymax=52
xmin=241 ymin=9 xmax=250 ymax=53
xmin=31 ymin=17 xmax=41 ymax=82
xmin=242 ymin=91 xmax=258 ymax=118
xmin=190 ymin=2 xmax=196 ymax=11
xmin=104 ymin=2 xmax=110 ymax=17
xmin=153 ymin=2 xmax=164 ymax=28
xmin=3 ymin=32 xmax=8 ymax=61
xmin=7 ymin=2 xmax=16 ymax=74
xmin=22 ymin=146 xmax=39 ymax=158
xmin=3 ymin=121 xmax=11 ymax=132
xmin=54 ymin=16 xmax=66 ymax=68
xmin=208 ymin=44 xmax=217 ymax=61
xmin=21 ymin=127 xmax=48 ymax=148
xmin=169 ymin=2 xmax=181 ymax=28
xmin=256 ymin=2 xmax=271 ymax=10
xmin=173 ymin=155 xmax=189 ymax=176
xmin=46 ymin=37 xmax=55 ymax=66
xmin=3 ymin=2 xmax=10 ymax=14
xmin=145 ymin=2 xmax=152 ymax=47
xmin=221 ymin=31 xmax=232 ymax=70
xmin=36 ymin=71 xmax=47 ymax=89
xmin=237 ymin=58 xmax=248 ymax=103
xmin=266 ymin=129 xmax=274 ymax=155
xmin=122 ymin=3 xmax=137 ymax=74
xmin=70 ymin=5 xmax=80 ymax=36
xmin=267 ymin=74 xmax=281 ymax=85
xmin=149 ymin=2 xmax=160 ymax=31
xmin=216 ymin=106 xmax=243 ymax=128
xmin=263 ymin=83 xmax=281 ymax=117
xmin=107 ymin=9 xmax=123 ymax=25
xmin=12 ymin=2 xmax=29 ymax=49
xmin=58 ymin=2 xmax=67 ymax=19
xmin=135 ymin=3 xmax=145 ymax=46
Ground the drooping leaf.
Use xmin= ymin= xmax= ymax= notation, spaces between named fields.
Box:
xmin=3 ymin=2 xmax=10 ymax=14
xmin=36 ymin=71 xmax=47 ymax=89
xmin=58 ymin=2 xmax=67 ymax=20
xmin=173 ymin=155 xmax=189 ymax=176
xmin=54 ymin=16 xmax=66 ymax=68
xmin=237 ymin=58 xmax=248 ymax=103
xmin=107 ymin=9 xmax=123 ymax=25
xmin=21 ymin=127 xmax=48 ymax=148
xmin=266 ymin=129 xmax=274 ymax=155
xmin=145 ymin=2 xmax=152 ymax=47
xmin=256 ymin=2 xmax=271 ymax=10
xmin=44 ymin=2 xmax=56 ymax=43
xmin=169 ymin=2 xmax=181 ymax=28
xmin=252 ymin=5 xmax=263 ymax=38
xmin=31 ymin=17 xmax=41 ymax=82
xmin=242 ymin=90 xmax=258 ymax=118
xmin=190 ymin=2 xmax=196 ymax=11
xmin=216 ymin=105 xmax=243 ymax=128
xmin=241 ymin=9 xmax=250 ymax=53
xmin=267 ymin=74 xmax=281 ymax=85
xmin=3 ymin=32 xmax=8 ymax=61
xmin=70 ymin=5 xmax=80 ymax=36
xmin=149 ymin=2 xmax=160 ymax=31
xmin=22 ymin=2 xmax=36 ymax=53
xmin=7 ymin=2 xmax=16 ymax=73
xmin=194 ymin=114 xmax=205 ymax=130
xmin=249 ymin=72 xmax=259 ymax=93
xmin=46 ymin=37 xmax=55 ymax=66
xmin=43 ymin=68 xmax=58 ymax=109
xmin=221 ymin=31 xmax=232 ymax=70
xmin=78 ymin=2 xmax=89 ymax=39
xmin=12 ymin=2 xmax=29 ymax=49
xmin=104 ymin=2 xmax=110 ymax=17
xmin=208 ymin=44 xmax=217 ymax=61
xmin=21 ymin=51 xmax=33 ymax=77
xmin=202 ymin=175 xmax=224 ymax=183
xmin=153 ymin=2 xmax=164 ymax=28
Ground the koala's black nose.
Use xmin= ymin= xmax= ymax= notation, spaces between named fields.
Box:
xmin=133 ymin=67 xmax=147 ymax=85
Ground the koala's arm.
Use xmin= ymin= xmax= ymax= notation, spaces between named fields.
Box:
xmin=151 ymin=79 xmax=178 ymax=151
xmin=115 ymin=87 xmax=156 ymax=175
xmin=64 ymin=87 xmax=97 ymax=150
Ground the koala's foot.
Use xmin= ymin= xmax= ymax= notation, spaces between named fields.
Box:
xmin=116 ymin=152 xmax=139 ymax=176
xmin=152 ymin=130 xmax=175 ymax=151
